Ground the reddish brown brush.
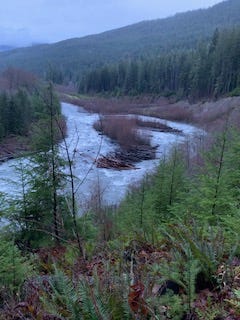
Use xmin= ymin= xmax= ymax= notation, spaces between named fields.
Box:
xmin=60 ymin=93 xmax=240 ymax=134
xmin=128 ymin=282 xmax=148 ymax=316
xmin=135 ymin=117 xmax=180 ymax=132
xmin=94 ymin=115 xmax=150 ymax=150
xmin=1 ymin=67 xmax=37 ymax=92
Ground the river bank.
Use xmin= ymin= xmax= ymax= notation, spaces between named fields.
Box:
xmin=0 ymin=115 xmax=66 ymax=163
xmin=0 ymin=102 xmax=202 ymax=208
xmin=1 ymin=89 xmax=238 ymax=165
xmin=60 ymin=93 xmax=240 ymax=132
xmin=0 ymin=135 xmax=30 ymax=162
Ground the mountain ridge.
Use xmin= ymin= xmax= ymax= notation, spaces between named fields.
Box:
xmin=0 ymin=45 xmax=16 ymax=52
xmin=0 ymin=0 xmax=239 ymax=80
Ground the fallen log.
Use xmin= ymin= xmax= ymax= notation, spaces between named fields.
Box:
xmin=96 ymin=144 xmax=157 ymax=170
xmin=96 ymin=155 xmax=135 ymax=170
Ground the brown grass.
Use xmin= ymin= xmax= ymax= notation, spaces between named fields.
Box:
xmin=0 ymin=67 xmax=37 ymax=92
xmin=59 ymin=92 xmax=240 ymax=134
xmin=94 ymin=115 xmax=150 ymax=150
xmin=0 ymin=135 xmax=30 ymax=161
xmin=135 ymin=118 xmax=181 ymax=133
xmin=61 ymin=95 xmax=145 ymax=114
xmin=61 ymin=94 xmax=194 ymax=121
xmin=191 ymin=97 xmax=240 ymax=132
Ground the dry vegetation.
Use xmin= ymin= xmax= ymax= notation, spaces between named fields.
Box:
xmin=60 ymin=94 xmax=194 ymax=121
xmin=92 ymin=114 xmax=181 ymax=169
xmin=93 ymin=115 xmax=157 ymax=169
xmin=61 ymin=93 xmax=240 ymax=133
xmin=94 ymin=116 xmax=150 ymax=150
xmin=0 ymin=135 xmax=30 ymax=162
xmin=135 ymin=118 xmax=180 ymax=133
xmin=58 ymin=91 xmax=240 ymax=172
xmin=0 ymin=67 xmax=37 ymax=93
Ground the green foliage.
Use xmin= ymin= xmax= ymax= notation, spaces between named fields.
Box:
xmin=41 ymin=268 xmax=82 ymax=319
xmin=41 ymin=267 xmax=114 ymax=320
xmin=229 ymin=86 xmax=240 ymax=96
xmin=80 ymin=26 xmax=240 ymax=99
xmin=195 ymin=303 xmax=228 ymax=320
xmin=114 ymin=177 xmax=153 ymax=239
xmin=109 ymin=127 xmax=240 ymax=316
xmin=10 ymin=159 xmax=66 ymax=247
xmin=114 ymin=148 xmax=186 ymax=241
xmin=162 ymin=222 xmax=227 ymax=285
xmin=0 ymin=237 xmax=32 ymax=293
xmin=0 ymin=80 xmax=60 ymax=143
xmin=0 ymin=89 xmax=33 ymax=140
xmin=172 ymin=128 xmax=240 ymax=244
xmin=150 ymin=243 xmax=200 ymax=315
xmin=1 ymin=77 xmax=240 ymax=317
xmin=79 ymin=214 xmax=99 ymax=240
xmin=151 ymin=293 xmax=185 ymax=320
xmin=152 ymin=148 xmax=186 ymax=222
xmin=226 ymin=289 xmax=240 ymax=314
xmin=6 ymin=85 xmax=68 ymax=248
xmin=30 ymin=84 xmax=61 ymax=151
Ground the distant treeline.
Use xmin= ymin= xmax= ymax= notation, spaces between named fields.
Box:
xmin=0 ymin=70 xmax=61 ymax=141
xmin=79 ymin=28 xmax=240 ymax=100
xmin=1 ymin=0 xmax=240 ymax=84
xmin=0 ymin=90 xmax=34 ymax=139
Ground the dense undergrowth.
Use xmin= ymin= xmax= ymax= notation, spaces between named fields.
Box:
xmin=1 ymin=113 xmax=240 ymax=319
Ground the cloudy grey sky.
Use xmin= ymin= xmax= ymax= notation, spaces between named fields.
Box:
xmin=0 ymin=0 xmax=222 ymax=46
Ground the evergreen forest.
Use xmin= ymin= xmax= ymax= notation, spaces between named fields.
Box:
xmin=0 ymin=0 xmax=240 ymax=82
xmin=79 ymin=28 xmax=240 ymax=99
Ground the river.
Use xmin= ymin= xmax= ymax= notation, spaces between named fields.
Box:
xmin=0 ymin=102 xmax=203 ymax=213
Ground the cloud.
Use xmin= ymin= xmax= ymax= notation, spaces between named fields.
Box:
xmin=0 ymin=27 xmax=35 ymax=46
xmin=0 ymin=0 xmax=222 ymax=46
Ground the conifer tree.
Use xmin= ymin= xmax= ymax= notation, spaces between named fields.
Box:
xmin=9 ymin=84 xmax=66 ymax=248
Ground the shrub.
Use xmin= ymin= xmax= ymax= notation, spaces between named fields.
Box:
xmin=0 ymin=238 xmax=33 ymax=294
xmin=94 ymin=115 xmax=150 ymax=150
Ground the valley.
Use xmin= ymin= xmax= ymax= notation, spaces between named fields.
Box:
xmin=0 ymin=1 xmax=240 ymax=319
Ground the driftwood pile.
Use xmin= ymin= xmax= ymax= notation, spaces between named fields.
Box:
xmin=96 ymin=155 xmax=134 ymax=170
xmin=0 ymin=136 xmax=28 ymax=163
xmin=0 ymin=145 xmax=18 ymax=162
xmin=96 ymin=145 xmax=157 ymax=170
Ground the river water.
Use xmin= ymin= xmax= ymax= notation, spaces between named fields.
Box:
xmin=0 ymin=102 xmax=203 ymax=213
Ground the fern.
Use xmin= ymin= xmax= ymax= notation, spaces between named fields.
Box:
xmin=41 ymin=267 xmax=82 ymax=319
xmin=162 ymin=221 xmax=227 ymax=283
xmin=77 ymin=278 xmax=111 ymax=320
xmin=181 ymin=247 xmax=201 ymax=313
xmin=225 ymin=289 xmax=240 ymax=313
xmin=148 ymin=247 xmax=199 ymax=318
xmin=77 ymin=281 xmax=99 ymax=320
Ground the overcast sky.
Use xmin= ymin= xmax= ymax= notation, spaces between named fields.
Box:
xmin=0 ymin=0 xmax=222 ymax=46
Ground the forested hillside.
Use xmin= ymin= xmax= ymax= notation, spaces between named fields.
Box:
xmin=0 ymin=69 xmax=63 ymax=159
xmin=0 ymin=0 xmax=239 ymax=82
xmin=79 ymin=27 xmax=240 ymax=99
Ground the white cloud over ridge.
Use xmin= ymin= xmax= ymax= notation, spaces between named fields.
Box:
xmin=0 ymin=0 xmax=221 ymax=46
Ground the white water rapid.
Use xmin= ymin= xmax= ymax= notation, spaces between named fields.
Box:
xmin=0 ymin=102 xmax=204 ymax=215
